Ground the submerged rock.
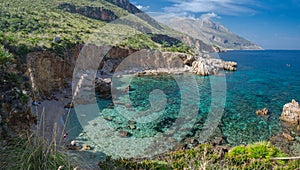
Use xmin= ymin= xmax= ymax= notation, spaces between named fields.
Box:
xmin=256 ymin=108 xmax=269 ymax=116
xmin=103 ymin=116 xmax=114 ymax=121
xmin=118 ymin=130 xmax=131 ymax=137
xmin=280 ymin=99 xmax=300 ymax=125
xmin=82 ymin=145 xmax=92 ymax=150
xmin=129 ymin=124 xmax=136 ymax=130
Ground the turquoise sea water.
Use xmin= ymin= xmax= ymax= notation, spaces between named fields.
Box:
xmin=219 ymin=50 xmax=300 ymax=144
xmin=68 ymin=50 xmax=300 ymax=150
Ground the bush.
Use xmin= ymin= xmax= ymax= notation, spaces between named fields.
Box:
xmin=228 ymin=142 xmax=288 ymax=166
xmin=0 ymin=45 xmax=14 ymax=66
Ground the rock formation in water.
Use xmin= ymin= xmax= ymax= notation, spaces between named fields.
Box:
xmin=270 ymin=99 xmax=300 ymax=156
xmin=256 ymin=108 xmax=269 ymax=116
xmin=280 ymin=99 xmax=300 ymax=125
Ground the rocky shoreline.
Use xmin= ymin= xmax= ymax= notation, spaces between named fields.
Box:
xmin=94 ymin=49 xmax=237 ymax=100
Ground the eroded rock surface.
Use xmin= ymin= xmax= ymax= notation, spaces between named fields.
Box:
xmin=280 ymin=99 xmax=300 ymax=125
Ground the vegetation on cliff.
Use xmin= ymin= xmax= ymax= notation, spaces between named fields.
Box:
xmin=0 ymin=0 xmax=193 ymax=58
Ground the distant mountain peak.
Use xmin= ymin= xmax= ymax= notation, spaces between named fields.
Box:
xmin=156 ymin=16 xmax=263 ymax=50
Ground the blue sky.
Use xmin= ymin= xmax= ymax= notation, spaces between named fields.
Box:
xmin=130 ymin=0 xmax=300 ymax=50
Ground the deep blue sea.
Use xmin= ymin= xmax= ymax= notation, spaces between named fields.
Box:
xmin=69 ymin=50 xmax=300 ymax=149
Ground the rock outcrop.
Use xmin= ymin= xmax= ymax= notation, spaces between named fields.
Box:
xmin=270 ymin=99 xmax=300 ymax=156
xmin=105 ymin=0 xmax=163 ymax=30
xmin=26 ymin=45 xmax=80 ymax=98
xmin=280 ymin=99 xmax=300 ymax=125
xmin=191 ymin=57 xmax=237 ymax=76
xmin=0 ymin=55 xmax=35 ymax=137
xmin=95 ymin=77 xmax=111 ymax=99
xmin=93 ymin=47 xmax=237 ymax=100
xmin=59 ymin=3 xmax=118 ymax=22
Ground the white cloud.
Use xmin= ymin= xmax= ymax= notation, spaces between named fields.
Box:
xmin=149 ymin=12 xmax=182 ymax=23
xmin=136 ymin=5 xmax=150 ymax=11
xmin=149 ymin=12 xmax=190 ymax=22
xmin=163 ymin=0 xmax=257 ymax=16
xmin=200 ymin=12 xmax=220 ymax=21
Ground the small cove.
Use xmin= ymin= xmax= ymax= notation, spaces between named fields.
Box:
xmin=66 ymin=50 xmax=300 ymax=157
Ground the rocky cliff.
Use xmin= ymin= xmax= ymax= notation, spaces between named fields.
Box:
xmin=105 ymin=0 xmax=163 ymax=30
xmin=59 ymin=3 xmax=118 ymax=22
xmin=105 ymin=0 xmax=141 ymax=14
xmin=26 ymin=46 xmax=81 ymax=98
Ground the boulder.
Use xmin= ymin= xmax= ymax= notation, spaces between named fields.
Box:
xmin=280 ymin=99 xmax=300 ymax=125
xmin=256 ymin=108 xmax=269 ymax=116
xmin=282 ymin=132 xmax=295 ymax=141
xmin=52 ymin=36 xmax=61 ymax=43
xmin=223 ymin=61 xmax=237 ymax=71
xmin=95 ymin=78 xmax=111 ymax=99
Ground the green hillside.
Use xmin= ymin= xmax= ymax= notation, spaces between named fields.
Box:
xmin=0 ymin=0 xmax=193 ymax=57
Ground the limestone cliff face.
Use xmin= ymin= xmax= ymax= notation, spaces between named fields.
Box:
xmin=105 ymin=0 xmax=141 ymax=14
xmin=181 ymin=36 xmax=215 ymax=53
xmin=104 ymin=0 xmax=163 ymax=30
xmin=99 ymin=47 xmax=236 ymax=76
xmin=25 ymin=45 xmax=236 ymax=100
xmin=59 ymin=3 xmax=118 ymax=22
xmin=100 ymin=48 xmax=191 ymax=75
xmin=26 ymin=46 xmax=81 ymax=97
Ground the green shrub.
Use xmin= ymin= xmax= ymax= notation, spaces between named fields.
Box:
xmin=228 ymin=142 xmax=288 ymax=166
xmin=0 ymin=45 xmax=14 ymax=66
xmin=228 ymin=145 xmax=249 ymax=164
xmin=20 ymin=92 xmax=29 ymax=104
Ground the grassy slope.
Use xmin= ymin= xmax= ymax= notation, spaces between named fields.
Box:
xmin=0 ymin=0 xmax=192 ymax=57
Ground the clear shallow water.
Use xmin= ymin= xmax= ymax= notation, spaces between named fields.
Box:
xmin=68 ymin=50 xmax=300 ymax=150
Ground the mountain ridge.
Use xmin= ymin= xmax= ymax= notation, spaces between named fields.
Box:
xmin=155 ymin=16 xmax=263 ymax=51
